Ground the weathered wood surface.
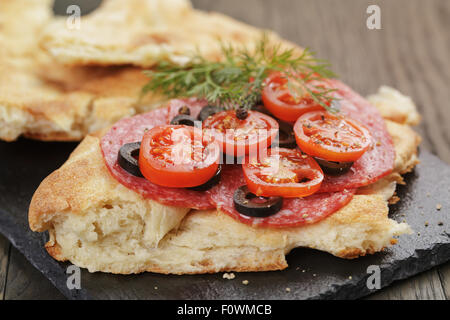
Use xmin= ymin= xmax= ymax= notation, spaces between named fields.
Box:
xmin=1 ymin=0 xmax=449 ymax=300
xmin=3 ymin=247 xmax=64 ymax=300
xmin=0 ymin=235 xmax=10 ymax=300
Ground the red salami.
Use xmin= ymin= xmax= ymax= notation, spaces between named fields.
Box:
xmin=100 ymin=99 xmax=214 ymax=209
xmin=100 ymin=80 xmax=392 ymax=228
xmin=208 ymin=165 xmax=355 ymax=228
xmin=318 ymin=80 xmax=395 ymax=192
xmin=165 ymin=98 xmax=205 ymax=123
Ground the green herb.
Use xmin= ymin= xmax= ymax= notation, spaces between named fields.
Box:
xmin=141 ymin=34 xmax=339 ymax=112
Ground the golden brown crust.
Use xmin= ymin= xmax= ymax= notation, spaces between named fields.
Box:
xmin=23 ymin=0 xmax=423 ymax=274
xmin=40 ymin=0 xmax=286 ymax=67
xmin=29 ymin=135 xmax=125 ymax=231
xmin=28 ymin=103 xmax=418 ymax=273
xmin=367 ymin=86 xmax=421 ymax=126
xmin=0 ymin=1 xmax=165 ymax=142
xmin=385 ymin=120 xmax=421 ymax=174
xmin=0 ymin=0 xmax=296 ymax=142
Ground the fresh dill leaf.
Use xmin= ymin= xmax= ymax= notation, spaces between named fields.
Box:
xmin=142 ymin=34 xmax=339 ymax=112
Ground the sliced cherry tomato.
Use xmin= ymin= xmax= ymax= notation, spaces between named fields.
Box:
xmin=261 ymin=72 xmax=328 ymax=122
xmin=202 ymin=110 xmax=279 ymax=157
xmin=243 ymin=148 xmax=324 ymax=198
xmin=294 ymin=111 xmax=372 ymax=162
xmin=139 ymin=125 xmax=220 ymax=188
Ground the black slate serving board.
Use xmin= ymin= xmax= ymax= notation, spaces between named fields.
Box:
xmin=0 ymin=139 xmax=449 ymax=300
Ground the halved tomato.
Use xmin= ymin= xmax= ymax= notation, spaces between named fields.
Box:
xmin=294 ymin=111 xmax=372 ymax=162
xmin=261 ymin=72 xmax=328 ymax=122
xmin=243 ymin=148 xmax=324 ymax=198
xmin=139 ymin=125 xmax=220 ymax=188
xmin=202 ymin=110 xmax=279 ymax=157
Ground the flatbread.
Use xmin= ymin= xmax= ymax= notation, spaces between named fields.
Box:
xmin=40 ymin=0 xmax=286 ymax=67
xmin=0 ymin=0 xmax=164 ymax=142
xmin=28 ymin=93 xmax=421 ymax=274
xmin=0 ymin=0 xmax=292 ymax=142
xmin=1 ymin=0 xmax=417 ymax=143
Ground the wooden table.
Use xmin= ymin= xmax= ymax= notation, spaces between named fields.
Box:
xmin=0 ymin=0 xmax=449 ymax=300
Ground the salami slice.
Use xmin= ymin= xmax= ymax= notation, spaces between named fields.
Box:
xmin=100 ymin=99 xmax=214 ymax=209
xmin=208 ymin=165 xmax=355 ymax=228
xmin=318 ymin=80 xmax=395 ymax=192
xmin=165 ymin=98 xmax=205 ymax=124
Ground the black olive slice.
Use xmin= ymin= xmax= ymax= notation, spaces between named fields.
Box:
xmin=233 ymin=186 xmax=283 ymax=218
xmin=235 ymin=107 xmax=249 ymax=120
xmin=314 ymin=157 xmax=354 ymax=175
xmin=178 ymin=105 xmax=191 ymax=115
xmin=170 ymin=114 xmax=197 ymax=126
xmin=118 ymin=142 xmax=143 ymax=177
xmin=273 ymin=121 xmax=296 ymax=149
xmin=188 ymin=165 xmax=222 ymax=191
xmin=197 ymin=105 xmax=224 ymax=122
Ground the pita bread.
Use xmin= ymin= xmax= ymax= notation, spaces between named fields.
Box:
xmin=0 ymin=0 xmax=164 ymax=142
xmin=368 ymin=86 xmax=421 ymax=125
xmin=40 ymin=0 xmax=285 ymax=67
xmin=29 ymin=94 xmax=420 ymax=274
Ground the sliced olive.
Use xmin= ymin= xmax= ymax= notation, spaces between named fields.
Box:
xmin=314 ymin=157 xmax=354 ymax=175
xmin=188 ymin=165 xmax=222 ymax=191
xmin=197 ymin=105 xmax=224 ymax=122
xmin=170 ymin=114 xmax=197 ymax=126
xmin=178 ymin=106 xmax=191 ymax=115
xmin=118 ymin=142 xmax=143 ymax=177
xmin=233 ymin=185 xmax=283 ymax=218
xmin=235 ymin=107 xmax=249 ymax=120
xmin=273 ymin=121 xmax=296 ymax=149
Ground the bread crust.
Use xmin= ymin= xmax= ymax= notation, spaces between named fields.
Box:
xmin=0 ymin=0 xmax=296 ymax=142
xmin=0 ymin=1 xmax=164 ymax=142
xmin=18 ymin=0 xmax=422 ymax=274
xmin=28 ymin=95 xmax=421 ymax=274
xmin=40 ymin=0 xmax=285 ymax=67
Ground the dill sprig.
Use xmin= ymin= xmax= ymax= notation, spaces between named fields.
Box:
xmin=141 ymin=34 xmax=339 ymax=112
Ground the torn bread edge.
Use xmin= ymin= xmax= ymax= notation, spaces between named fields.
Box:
xmin=28 ymin=88 xmax=421 ymax=274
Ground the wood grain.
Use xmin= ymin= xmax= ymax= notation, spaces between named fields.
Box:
xmin=368 ymin=269 xmax=447 ymax=300
xmin=192 ymin=0 xmax=450 ymax=301
xmin=4 ymin=247 xmax=64 ymax=300
xmin=0 ymin=234 xmax=10 ymax=300
xmin=1 ymin=0 xmax=449 ymax=300
xmin=438 ymin=262 xmax=450 ymax=299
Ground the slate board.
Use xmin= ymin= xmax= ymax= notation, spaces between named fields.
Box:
xmin=0 ymin=139 xmax=449 ymax=300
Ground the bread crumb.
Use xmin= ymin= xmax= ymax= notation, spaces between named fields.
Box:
xmin=425 ymin=221 xmax=429 ymax=227
xmin=436 ymin=204 xmax=442 ymax=210
xmin=154 ymin=286 xmax=158 ymax=290
xmin=313 ymin=274 xmax=317 ymax=277
xmin=302 ymin=270 xmax=306 ymax=273
xmin=426 ymin=193 xmax=431 ymax=197
xmin=286 ymin=288 xmax=291 ymax=292
xmin=223 ymin=273 xmax=235 ymax=280
xmin=242 ymin=280 xmax=249 ymax=285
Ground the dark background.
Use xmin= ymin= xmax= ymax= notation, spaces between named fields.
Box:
xmin=0 ymin=0 xmax=449 ymax=300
